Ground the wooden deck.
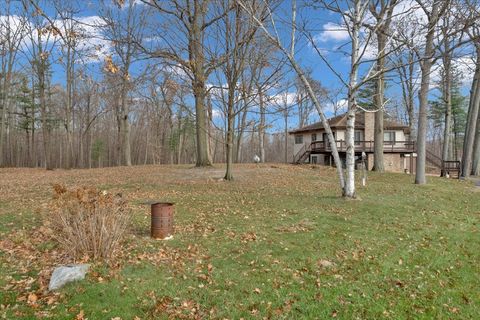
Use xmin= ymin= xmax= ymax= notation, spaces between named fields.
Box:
xmin=294 ymin=141 xmax=461 ymax=179
xmin=309 ymin=140 xmax=416 ymax=153
xmin=293 ymin=140 xmax=416 ymax=164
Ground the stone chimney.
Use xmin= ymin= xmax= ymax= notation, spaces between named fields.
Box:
xmin=363 ymin=111 xmax=374 ymax=141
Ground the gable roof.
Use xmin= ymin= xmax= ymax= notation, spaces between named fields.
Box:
xmin=289 ymin=112 xmax=410 ymax=134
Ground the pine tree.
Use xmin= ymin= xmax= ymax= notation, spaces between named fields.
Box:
xmin=357 ymin=80 xmax=377 ymax=110
xmin=15 ymin=76 xmax=36 ymax=165
xmin=429 ymin=66 xmax=467 ymax=160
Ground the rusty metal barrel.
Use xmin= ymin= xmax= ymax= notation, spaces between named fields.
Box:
xmin=151 ymin=202 xmax=174 ymax=239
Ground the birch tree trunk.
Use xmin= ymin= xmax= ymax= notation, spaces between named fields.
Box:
xmin=343 ymin=0 xmax=363 ymax=198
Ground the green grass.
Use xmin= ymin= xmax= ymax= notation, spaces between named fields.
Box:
xmin=0 ymin=165 xmax=479 ymax=319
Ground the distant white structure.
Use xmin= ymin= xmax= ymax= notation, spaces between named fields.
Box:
xmin=253 ymin=155 xmax=260 ymax=163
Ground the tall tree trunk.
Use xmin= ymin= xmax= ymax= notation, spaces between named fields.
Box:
xmin=401 ymin=56 xmax=416 ymax=140
xmin=120 ymin=76 xmax=132 ymax=166
xmin=191 ymin=1 xmax=211 ymax=167
xmin=343 ymin=0 xmax=362 ymax=198
xmin=64 ymin=46 xmax=74 ymax=169
xmin=207 ymin=94 xmax=214 ymax=164
xmin=372 ymin=4 xmax=393 ymax=172
xmin=30 ymin=75 xmax=36 ymax=167
xmin=472 ymin=114 xmax=480 ymax=175
xmin=259 ymin=88 xmax=266 ymax=163
xmin=224 ymin=91 xmax=235 ymax=180
xmin=37 ymin=59 xmax=52 ymax=170
xmin=441 ymin=27 xmax=452 ymax=176
xmin=235 ymin=107 xmax=248 ymax=162
xmin=0 ymin=62 xmax=14 ymax=167
xmin=284 ymin=110 xmax=288 ymax=163
xmin=122 ymin=113 xmax=132 ymax=166
xmin=461 ymin=51 xmax=480 ymax=178
xmin=416 ymin=62 xmax=433 ymax=184
xmin=345 ymin=105 xmax=357 ymax=197
xmin=177 ymin=111 xmax=183 ymax=164
xmin=415 ymin=2 xmax=441 ymax=185
xmin=193 ymin=77 xmax=211 ymax=166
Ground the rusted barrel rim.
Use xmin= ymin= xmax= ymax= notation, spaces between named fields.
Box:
xmin=151 ymin=202 xmax=174 ymax=206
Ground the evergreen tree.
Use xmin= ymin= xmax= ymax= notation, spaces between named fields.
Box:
xmin=429 ymin=66 xmax=467 ymax=159
xmin=357 ymin=80 xmax=377 ymax=110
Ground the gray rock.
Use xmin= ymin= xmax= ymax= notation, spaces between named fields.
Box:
xmin=48 ymin=264 xmax=90 ymax=291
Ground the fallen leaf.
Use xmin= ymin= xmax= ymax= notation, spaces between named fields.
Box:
xmin=27 ymin=293 xmax=38 ymax=304
xmin=76 ymin=310 xmax=85 ymax=320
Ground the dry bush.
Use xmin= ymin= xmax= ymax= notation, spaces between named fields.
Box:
xmin=47 ymin=185 xmax=130 ymax=262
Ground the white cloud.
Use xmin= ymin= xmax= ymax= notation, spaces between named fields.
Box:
xmin=59 ymin=15 xmax=112 ymax=64
xmin=268 ymin=91 xmax=297 ymax=107
xmin=212 ymin=108 xmax=223 ymax=119
xmin=0 ymin=14 xmax=112 ymax=64
xmin=165 ymin=63 xmax=191 ymax=80
xmin=315 ymin=22 xmax=349 ymax=43
xmin=325 ymin=99 xmax=348 ymax=114
xmin=0 ymin=15 xmax=32 ymax=49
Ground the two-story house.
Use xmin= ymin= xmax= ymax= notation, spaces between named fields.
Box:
xmin=290 ymin=111 xmax=417 ymax=173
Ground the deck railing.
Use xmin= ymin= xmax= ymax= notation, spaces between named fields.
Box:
xmin=309 ymin=140 xmax=416 ymax=153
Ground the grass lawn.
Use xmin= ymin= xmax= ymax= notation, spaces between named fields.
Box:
xmin=0 ymin=164 xmax=479 ymax=319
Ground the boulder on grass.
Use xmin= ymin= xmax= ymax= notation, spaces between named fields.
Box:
xmin=48 ymin=264 xmax=90 ymax=291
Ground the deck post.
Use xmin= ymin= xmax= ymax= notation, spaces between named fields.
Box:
xmin=410 ymin=153 xmax=413 ymax=175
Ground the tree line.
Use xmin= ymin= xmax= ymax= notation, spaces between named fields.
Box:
xmin=0 ymin=0 xmax=479 ymax=197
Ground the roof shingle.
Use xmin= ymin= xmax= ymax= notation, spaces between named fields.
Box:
xmin=289 ymin=112 xmax=409 ymax=134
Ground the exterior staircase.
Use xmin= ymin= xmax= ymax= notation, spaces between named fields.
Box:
xmin=425 ymin=148 xmax=461 ymax=178
xmin=293 ymin=143 xmax=312 ymax=164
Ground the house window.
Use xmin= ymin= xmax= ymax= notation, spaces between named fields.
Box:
xmin=311 ymin=133 xmax=317 ymax=142
xmin=295 ymin=135 xmax=303 ymax=144
xmin=354 ymin=131 xmax=362 ymax=145
xmin=384 ymin=131 xmax=396 ymax=144
xmin=323 ymin=132 xmax=336 ymax=146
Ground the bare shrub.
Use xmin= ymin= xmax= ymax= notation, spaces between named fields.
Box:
xmin=47 ymin=185 xmax=130 ymax=262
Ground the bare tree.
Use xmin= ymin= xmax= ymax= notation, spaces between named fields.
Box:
xmin=54 ymin=1 xmax=84 ymax=168
xmin=218 ymin=1 xmax=265 ymax=180
xmin=101 ymin=0 xmax=147 ymax=166
xmin=140 ymin=0 xmax=234 ymax=167
xmin=410 ymin=0 xmax=450 ymax=184
xmin=305 ymin=0 xmax=403 ymax=197
xmin=22 ymin=0 xmax=59 ymax=170
xmin=439 ymin=11 xmax=454 ymax=175
xmin=391 ymin=35 xmax=418 ymax=139
xmin=0 ymin=1 xmax=27 ymax=166
xmin=237 ymin=0 xmax=347 ymax=194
